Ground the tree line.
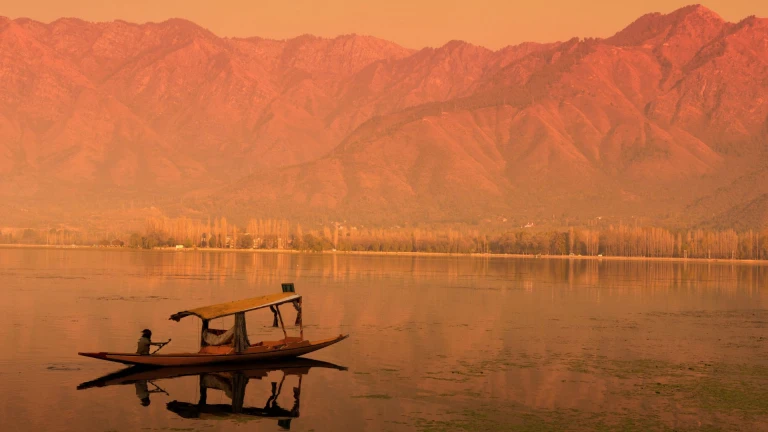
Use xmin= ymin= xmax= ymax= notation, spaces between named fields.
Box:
xmin=2 ymin=217 xmax=768 ymax=260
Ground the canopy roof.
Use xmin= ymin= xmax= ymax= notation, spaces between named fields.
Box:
xmin=170 ymin=293 xmax=301 ymax=321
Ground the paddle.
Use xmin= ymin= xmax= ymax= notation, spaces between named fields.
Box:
xmin=148 ymin=381 xmax=169 ymax=396
xmin=151 ymin=339 xmax=172 ymax=354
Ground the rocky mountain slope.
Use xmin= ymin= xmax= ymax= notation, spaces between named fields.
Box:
xmin=0 ymin=5 xmax=766 ymax=228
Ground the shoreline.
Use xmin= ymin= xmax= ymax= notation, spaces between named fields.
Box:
xmin=1 ymin=243 xmax=766 ymax=265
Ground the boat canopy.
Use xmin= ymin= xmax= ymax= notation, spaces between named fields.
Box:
xmin=170 ymin=293 xmax=301 ymax=321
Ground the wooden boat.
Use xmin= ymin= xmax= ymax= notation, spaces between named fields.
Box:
xmin=78 ymin=284 xmax=348 ymax=367
xmin=77 ymin=358 xmax=347 ymax=429
xmin=76 ymin=358 xmax=348 ymax=389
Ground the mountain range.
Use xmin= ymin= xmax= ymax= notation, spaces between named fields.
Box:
xmin=0 ymin=5 xmax=766 ymax=229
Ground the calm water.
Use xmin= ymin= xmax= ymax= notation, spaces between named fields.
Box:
xmin=1 ymin=248 xmax=767 ymax=431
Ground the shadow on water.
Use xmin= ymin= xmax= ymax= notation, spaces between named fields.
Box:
xmin=77 ymin=358 xmax=347 ymax=430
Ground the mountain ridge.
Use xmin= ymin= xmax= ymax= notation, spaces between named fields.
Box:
xmin=0 ymin=5 xmax=766 ymax=229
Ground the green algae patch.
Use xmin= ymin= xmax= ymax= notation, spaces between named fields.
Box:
xmin=420 ymin=349 xmax=768 ymax=431
xmin=352 ymin=394 xmax=393 ymax=400
xmin=409 ymin=407 xmax=679 ymax=432
xmin=695 ymin=379 xmax=768 ymax=414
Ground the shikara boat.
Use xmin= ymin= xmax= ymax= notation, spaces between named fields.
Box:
xmin=76 ymin=358 xmax=348 ymax=389
xmin=78 ymin=284 xmax=348 ymax=367
xmin=77 ymin=358 xmax=347 ymax=430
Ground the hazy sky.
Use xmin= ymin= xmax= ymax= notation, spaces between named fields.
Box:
xmin=4 ymin=1 xmax=766 ymax=49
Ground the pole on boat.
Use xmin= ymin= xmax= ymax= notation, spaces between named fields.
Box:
xmin=299 ymin=297 xmax=304 ymax=340
xmin=200 ymin=320 xmax=209 ymax=348
xmin=276 ymin=305 xmax=288 ymax=341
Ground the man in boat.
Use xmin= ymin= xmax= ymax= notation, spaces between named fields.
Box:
xmin=136 ymin=329 xmax=167 ymax=355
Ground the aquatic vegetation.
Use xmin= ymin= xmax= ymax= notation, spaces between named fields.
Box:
xmin=409 ymin=348 xmax=768 ymax=431
xmin=352 ymin=394 xmax=393 ymax=399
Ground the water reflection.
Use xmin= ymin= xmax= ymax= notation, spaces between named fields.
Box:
xmin=78 ymin=359 xmax=347 ymax=429
xmin=2 ymin=249 xmax=768 ymax=431
xmin=134 ymin=380 xmax=167 ymax=406
xmin=1 ymin=248 xmax=765 ymax=295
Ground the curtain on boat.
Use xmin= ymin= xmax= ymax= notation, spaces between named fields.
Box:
xmin=292 ymin=300 xmax=302 ymax=326
xmin=202 ymin=326 xmax=235 ymax=346
xmin=234 ymin=312 xmax=250 ymax=353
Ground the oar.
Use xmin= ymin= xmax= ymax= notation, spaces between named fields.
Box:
xmin=148 ymin=380 xmax=170 ymax=396
xmin=151 ymin=339 xmax=172 ymax=354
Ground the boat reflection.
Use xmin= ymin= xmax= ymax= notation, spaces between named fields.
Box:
xmin=78 ymin=358 xmax=348 ymax=429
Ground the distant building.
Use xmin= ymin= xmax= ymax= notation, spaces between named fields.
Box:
xmin=175 ymin=245 xmax=184 ymax=249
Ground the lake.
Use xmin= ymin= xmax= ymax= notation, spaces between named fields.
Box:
xmin=1 ymin=248 xmax=767 ymax=431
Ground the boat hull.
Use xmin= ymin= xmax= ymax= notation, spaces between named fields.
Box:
xmin=79 ymin=334 xmax=348 ymax=367
xmin=77 ymin=358 xmax=347 ymax=390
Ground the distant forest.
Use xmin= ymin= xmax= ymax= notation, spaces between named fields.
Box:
xmin=1 ymin=216 xmax=768 ymax=260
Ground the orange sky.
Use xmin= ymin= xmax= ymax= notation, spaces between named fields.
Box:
xmin=4 ymin=1 xmax=766 ymax=49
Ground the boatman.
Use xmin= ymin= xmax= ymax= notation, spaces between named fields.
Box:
xmin=136 ymin=329 xmax=167 ymax=355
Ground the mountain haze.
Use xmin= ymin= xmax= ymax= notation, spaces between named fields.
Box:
xmin=0 ymin=5 xmax=766 ymax=228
